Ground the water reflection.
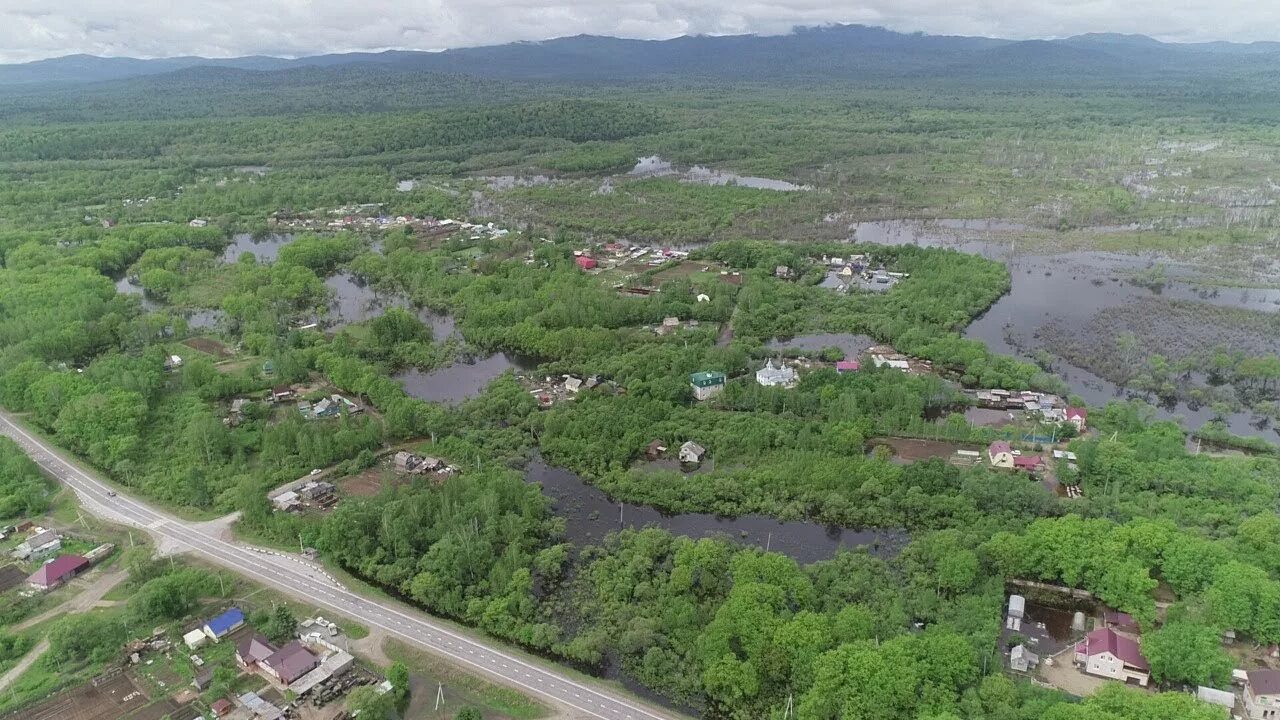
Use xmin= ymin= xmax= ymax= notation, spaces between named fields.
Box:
xmin=526 ymin=455 xmax=906 ymax=563
xmin=395 ymin=353 xmax=537 ymax=405
xmin=221 ymin=233 xmax=295 ymax=263
xmin=853 ymin=219 xmax=1280 ymax=439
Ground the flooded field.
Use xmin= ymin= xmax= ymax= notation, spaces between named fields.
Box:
xmin=526 ymin=455 xmax=906 ymax=563
xmin=323 ymin=272 xmax=459 ymax=339
xmin=627 ymin=156 xmax=811 ymax=191
xmin=853 ymin=220 xmax=1280 ymax=439
xmin=395 ymin=352 xmax=537 ymax=405
xmin=220 ymin=232 xmax=295 ymax=263
xmin=767 ymin=333 xmax=875 ymax=357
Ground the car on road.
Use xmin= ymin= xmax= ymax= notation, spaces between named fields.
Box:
xmin=107 ymin=490 xmax=117 ymax=497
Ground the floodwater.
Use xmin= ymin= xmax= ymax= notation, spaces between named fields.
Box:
xmin=395 ymin=353 xmax=537 ymax=405
xmin=114 ymin=276 xmax=161 ymax=311
xmin=854 ymin=220 xmax=1280 ymax=439
xmin=767 ymin=333 xmax=875 ymax=358
xmin=396 ymin=180 xmax=417 ymax=192
xmin=526 ymin=455 xmax=907 ymax=564
xmin=626 ymin=156 xmax=810 ymax=191
xmin=220 ymin=233 xmax=295 ymax=263
xmin=323 ymin=272 xmax=459 ymax=340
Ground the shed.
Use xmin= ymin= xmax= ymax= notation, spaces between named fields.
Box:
xmin=184 ymin=629 xmax=209 ymax=650
xmin=575 ymin=256 xmax=598 ymax=270
xmin=678 ymin=441 xmax=706 ymax=464
xmin=645 ymin=439 xmax=668 ymax=460
xmin=193 ymin=667 xmax=214 ymax=691
xmin=211 ymin=698 xmax=234 ymax=717
xmin=1196 ymin=686 xmax=1234 ymax=709
xmin=1007 ymin=594 xmax=1026 ymax=620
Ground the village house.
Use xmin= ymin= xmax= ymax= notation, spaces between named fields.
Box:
xmin=575 ymin=256 xmax=598 ymax=271
xmin=988 ymin=441 xmax=1015 ymax=469
xmin=1074 ymin=628 xmax=1149 ymax=686
xmin=678 ymin=441 xmax=707 ymax=465
xmin=1246 ymin=670 xmax=1280 ymax=720
xmin=755 ymin=359 xmax=799 ymax=388
xmin=203 ymin=607 xmax=246 ymax=642
xmin=1009 ymin=644 xmax=1039 ymax=673
xmin=563 ymin=376 xmax=583 ymax=393
xmin=1066 ymin=407 xmax=1088 ymax=432
xmin=835 ymin=359 xmax=860 ymax=373
xmin=271 ymin=385 xmax=295 ymax=403
xmin=10 ymin=528 xmax=61 ymax=560
xmin=27 ymin=554 xmax=90 ymax=591
xmin=164 ymin=354 xmax=184 ymax=371
xmin=236 ymin=633 xmax=278 ymax=670
xmin=657 ymin=316 xmax=682 ymax=336
xmin=690 ymin=371 xmax=727 ymax=401
xmin=1013 ymin=455 xmax=1046 ymax=473
xmin=395 ymin=451 xmax=441 ymax=475
xmin=261 ymin=641 xmax=320 ymax=686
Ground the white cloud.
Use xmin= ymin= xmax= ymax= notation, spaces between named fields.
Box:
xmin=1 ymin=0 xmax=1279 ymax=63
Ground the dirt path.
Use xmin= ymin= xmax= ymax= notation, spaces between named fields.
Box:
xmin=13 ymin=568 xmax=127 ymax=632
xmin=0 ymin=638 xmax=49 ymax=693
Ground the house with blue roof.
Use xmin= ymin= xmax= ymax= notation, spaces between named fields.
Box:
xmin=203 ymin=607 xmax=246 ymax=641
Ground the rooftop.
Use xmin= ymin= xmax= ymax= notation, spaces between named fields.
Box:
xmin=205 ymin=607 xmax=245 ymax=636
xmin=1077 ymin=628 xmax=1148 ymax=670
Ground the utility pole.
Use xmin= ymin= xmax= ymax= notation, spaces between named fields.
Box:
xmin=434 ymin=682 xmax=444 ymax=711
xmin=782 ymin=693 xmax=794 ymax=720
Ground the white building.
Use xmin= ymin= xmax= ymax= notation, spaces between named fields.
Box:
xmin=755 ymin=359 xmax=798 ymax=388
xmin=1009 ymin=644 xmax=1039 ymax=673
xmin=678 ymin=441 xmax=706 ymax=464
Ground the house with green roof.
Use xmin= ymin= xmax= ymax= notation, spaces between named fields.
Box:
xmin=690 ymin=371 xmax=727 ymax=401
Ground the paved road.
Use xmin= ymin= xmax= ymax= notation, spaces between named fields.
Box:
xmin=0 ymin=412 xmax=684 ymax=720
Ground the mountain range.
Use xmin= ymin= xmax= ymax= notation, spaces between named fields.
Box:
xmin=4 ymin=25 xmax=1280 ymax=88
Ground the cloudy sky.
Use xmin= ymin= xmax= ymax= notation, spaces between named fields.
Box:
xmin=2 ymin=0 xmax=1278 ymax=63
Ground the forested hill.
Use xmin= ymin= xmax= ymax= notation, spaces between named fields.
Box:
xmin=6 ymin=24 xmax=1280 ymax=88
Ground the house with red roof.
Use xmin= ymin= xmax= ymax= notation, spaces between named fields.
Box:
xmin=27 ymin=554 xmax=89 ymax=590
xmin=1074 ymin=628 xmax=1149 ymax=686
xmin=1065 ymin=407 xmax=1088 ymax=432
xmin=987 ymin=441 xmax=1015 ymax=469
xmin=575 ymin=256 xmax=598 ymax=271
xmin=1013 ymin=455 xmax=1046 ymax=473
xmin=835 ymin=359 xmax=860 ymax=373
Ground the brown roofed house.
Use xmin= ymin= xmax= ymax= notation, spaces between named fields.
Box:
xmin=236 ymin=632 xmax=278 ymax=669
xmin=261 ymin=641 xmax=319 ymax=685
xmin=1246 ymin=669 xmax=1280 ymax=720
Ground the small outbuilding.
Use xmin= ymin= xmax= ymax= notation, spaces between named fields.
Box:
xmin=184 ymin=629 xmax=209 ymax=650
xmin=678 ymin=441 xmax=707 ymax=465
xmin=1009 ymin=644 xmax=1039 ymax=673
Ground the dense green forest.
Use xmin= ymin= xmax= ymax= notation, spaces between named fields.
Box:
xmin=0 ymin=59 xmax=1278 ymax=720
